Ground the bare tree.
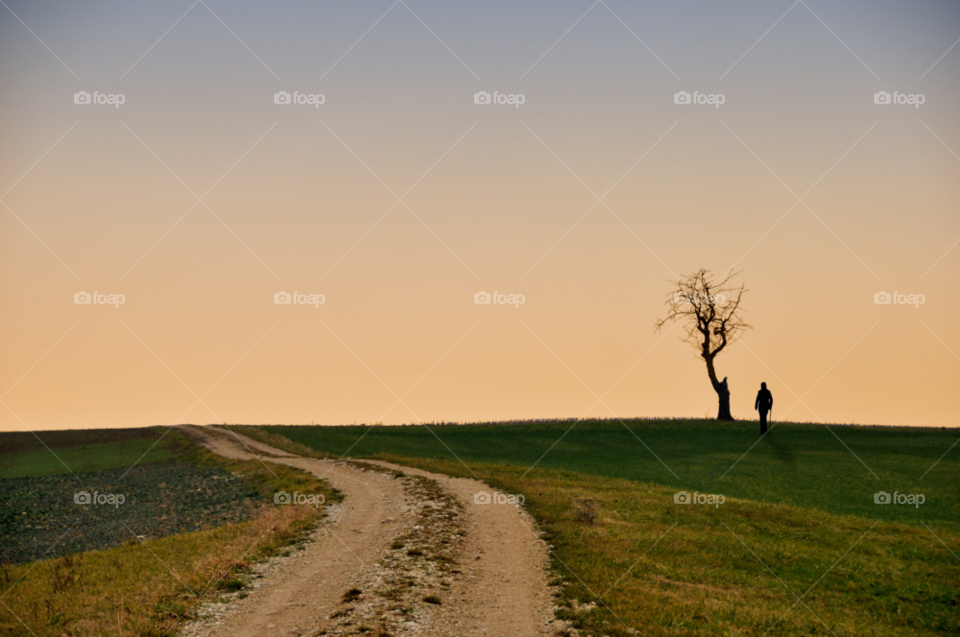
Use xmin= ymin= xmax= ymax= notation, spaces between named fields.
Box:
xmin=655 ymin=269 xmax=750 ymax=421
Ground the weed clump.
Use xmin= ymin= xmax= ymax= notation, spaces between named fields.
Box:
xmin=573 ymin=499 xmax=599 ymax=525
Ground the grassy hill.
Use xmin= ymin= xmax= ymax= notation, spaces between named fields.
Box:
xmin=261 ymin=419 xmax=959 ymax=527
xmin=252 ymin=419 xmax=960 ymax=636
xmin=4 ymin=420 xmax=956 ymax=636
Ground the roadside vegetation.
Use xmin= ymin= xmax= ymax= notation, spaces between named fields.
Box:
xmin=0 ymin=427 xmax=340 ymax=637
xmin=256 ymin=422 xmax=960 ymax=636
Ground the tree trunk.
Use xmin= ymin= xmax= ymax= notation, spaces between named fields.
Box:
xmin=705 ymin=356 xmax=734 ymax=421
xmin=716 ymin=386 xmax=733 ymax=421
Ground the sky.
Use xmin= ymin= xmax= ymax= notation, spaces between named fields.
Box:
xmin=1 ymin=0 xmax=959 ymax=431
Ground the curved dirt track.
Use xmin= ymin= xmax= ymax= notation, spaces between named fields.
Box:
xmin=178 ymin=426 xmax=556 ymax=637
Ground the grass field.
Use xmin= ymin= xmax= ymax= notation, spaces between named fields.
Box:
xmin=0 ymin=427 xmax=182 ymax=479
xmin=0 ymin=427 xmax=340 ymax=637
xmin=252 ymin=420 xmax=960 ymax=636
xmin=4 ymin=421 xmax=957 ymax=636
xmin=260 ymin=419 xmax=960 ymax=526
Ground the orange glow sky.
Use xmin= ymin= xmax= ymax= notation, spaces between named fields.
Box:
xmin=1 ymin=1 xmax=959 ymax=430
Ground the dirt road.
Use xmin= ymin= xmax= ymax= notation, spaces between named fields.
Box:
xmin=178 ymin=426 xmax=556 ymax=637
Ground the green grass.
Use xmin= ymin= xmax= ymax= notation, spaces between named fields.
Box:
xmin=253 ymin=421 xmax=960 ymax=636
xmin=262 ymin=419 xmax=960 ymax=527
xmin=0 ymin=427 xmax=180 ymax=478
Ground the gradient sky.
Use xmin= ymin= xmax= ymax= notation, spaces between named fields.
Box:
xmin=1 ymin=0 xmax=958 ymax=430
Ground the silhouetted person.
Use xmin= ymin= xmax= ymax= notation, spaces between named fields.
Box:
xmin=755 ymin=382 xmax=773 ymax=435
